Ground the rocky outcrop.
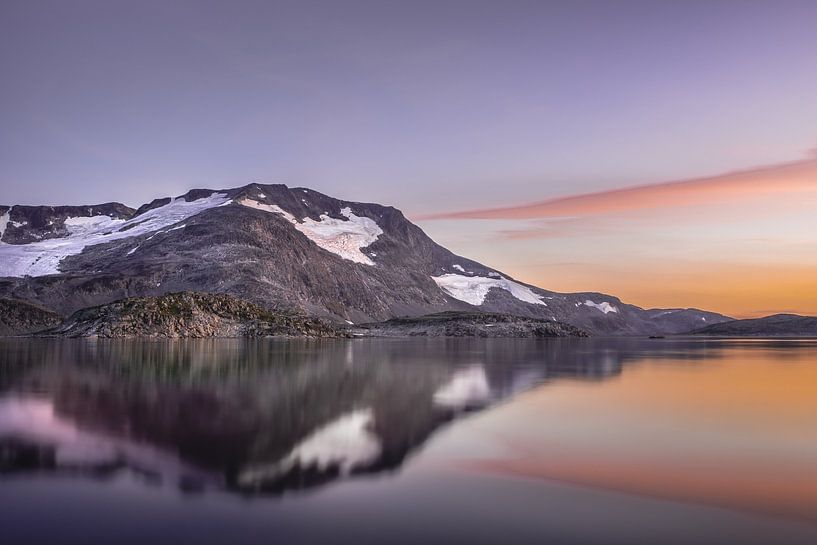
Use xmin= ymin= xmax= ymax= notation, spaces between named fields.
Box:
xmin=356 ymin=311 xmax=588 ymax=337
xmin=0 ymin=298 xmax=62 ymax=336
xmin=43 ymin=292 xmax=345 ymax=338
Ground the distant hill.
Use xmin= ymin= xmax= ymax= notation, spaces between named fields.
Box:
xmin=692 ymin=314 xmax=817 ymax=336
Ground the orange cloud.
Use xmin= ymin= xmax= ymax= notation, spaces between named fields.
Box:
xmin=419 ymin=158 xmax=817 ymax=220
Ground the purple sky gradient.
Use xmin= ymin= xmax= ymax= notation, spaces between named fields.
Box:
xmin=2 ymin=0 xmax=816 ymax=212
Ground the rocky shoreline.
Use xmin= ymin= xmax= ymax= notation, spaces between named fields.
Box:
xmin=0 ymin=298 xmax=62 ymax=336
xmin=24 ymin=292 xmax=345 ymax=339
xmin=354 ymin=311 xmax=588 ymax=338
xmin=5 ymin=293 xmax=813 ymax=339
xmin=1 ymin=294 xmax=591 ymax=339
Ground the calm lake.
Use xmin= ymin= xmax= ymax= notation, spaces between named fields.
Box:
xmin=1 ymin=337 xmax=816 ymax=545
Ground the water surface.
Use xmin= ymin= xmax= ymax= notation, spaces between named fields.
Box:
xmin=1 ymin=337 xmax=816 ymax=544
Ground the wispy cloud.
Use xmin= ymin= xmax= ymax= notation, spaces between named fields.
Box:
xmin=418 ymin=158 xmax=817 ymax=221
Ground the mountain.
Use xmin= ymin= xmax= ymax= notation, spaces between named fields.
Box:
xmin=692 ymin=314 xmax=817 ymax=336
xmin=0 ymin=183 xmax=731 ymax=335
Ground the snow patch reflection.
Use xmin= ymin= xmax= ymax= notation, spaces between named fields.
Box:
xmin=433 ymin=366 xmax=491 ymax=410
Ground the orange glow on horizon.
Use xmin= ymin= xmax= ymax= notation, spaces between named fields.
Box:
xmin=521 ymin=262 xmax=817 ymax=318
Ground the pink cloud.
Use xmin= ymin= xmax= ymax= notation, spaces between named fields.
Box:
xmin=418 ymin=158 xmax=817 ymax=221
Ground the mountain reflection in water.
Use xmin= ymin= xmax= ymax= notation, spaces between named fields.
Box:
xmin=0 ymin=337 xmax=747 ymax=497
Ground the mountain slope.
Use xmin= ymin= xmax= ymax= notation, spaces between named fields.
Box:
xmin=0 ymin=184 xmax=731 ymax=335
xmin=692 ymin=314 xmax=817 ymax=336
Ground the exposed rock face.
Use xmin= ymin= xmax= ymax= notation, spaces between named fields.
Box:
xmin=0 ymin=298 xmax=62 ymax=336
xmin=691 ymin=313 xmax=817 ymax=336
xmin=0 ymin=183 xmax=732 ymax=335
xmin=356 ymin=311 xmax=588 ymax=338
xmin=45 ymin=292 xmax=344 ymax=338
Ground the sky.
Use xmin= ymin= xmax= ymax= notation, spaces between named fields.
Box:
xmin=2 ymin=0 xmax=817 ymax=317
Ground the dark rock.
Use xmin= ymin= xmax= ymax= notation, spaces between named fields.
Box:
xmin=0 ymin=298 xmax=62 ymax=336
xmin=356 ymin=311 xmax=588 ymax=338
xmin=41 ymin=292 xmax=346 ymax=338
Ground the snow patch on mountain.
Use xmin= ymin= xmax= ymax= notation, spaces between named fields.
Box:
xmin=0 ymin=193 xmax=231 ymax=278
xmin=237 ymin=198 xmax=293 ymax=218
xmin=65 ymin=214 xmax=126 ymax=234
xmin=583 ymin=300 xmax=618 ymax=314
xmin=238 ymin=198 xmax=382 ymax=265
xmin=432 ymin=273 xmax=546 ymax=306
xmin=452 ymin=264 xmax=466 ymax=272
